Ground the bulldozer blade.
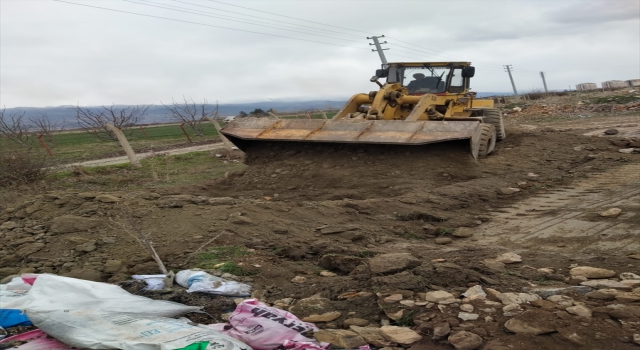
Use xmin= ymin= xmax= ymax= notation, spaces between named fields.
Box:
xmin=221 ymin=117 xmax=483 ymax=158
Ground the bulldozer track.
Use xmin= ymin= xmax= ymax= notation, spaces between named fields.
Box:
xmin=477 ymin=163 xmax=640 ymax=255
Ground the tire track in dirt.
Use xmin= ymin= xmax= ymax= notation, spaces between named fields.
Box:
xmin=476 ymin=163 xmax=640 ymax=255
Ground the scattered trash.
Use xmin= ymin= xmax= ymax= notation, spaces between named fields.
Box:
xmin=579 ymin=115 xmax=591 ymax=118
xmin=132 ymin=274 xmax=166 ymax=290
xmin=207 ymin=299 xmax=329 ymax=350
xmin=2 ymin=274 xmax=199 ymax=317
xmin=0 ymin=329 xmax=74 ymax=349
xmin=0 ymin=326 xmax=5 ymax=340
xmin=0 ymin=309 xmax=32 ymax=328
xmin=176 ymin=270 xmax=251 ymax=297
xmin=27 ymin=309 xmax=251 ymax=350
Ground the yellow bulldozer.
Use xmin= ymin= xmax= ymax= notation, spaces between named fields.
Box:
xmin=221 ymin=62 xmax=505 ymax=159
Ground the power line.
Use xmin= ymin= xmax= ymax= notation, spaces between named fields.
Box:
xmin=123 ymin=0 xmax=366 ymax=44
xmin=205 ymin=0 xmax=373 ymax=35
xmin=169 ymin=0 xmax=364 ymax=39
xmin=52 ymin=1 xmax=369 ymax=50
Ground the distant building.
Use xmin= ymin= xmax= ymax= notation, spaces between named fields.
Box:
xmin=601 ymin=80 xmax=627 ymax=89
xmin=626 ymin=79 xmax=640 ymax=87
xmin=576 ymin=83 xmax=597 ymax=91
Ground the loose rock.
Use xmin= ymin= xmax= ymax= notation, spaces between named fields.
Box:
xmin=570 ymin=266 xmax=616 ymax=279
xmin=369 ymin=253 xmax=421 ymax=275
xmin=432 ymin=322 xmax=451 ymax=340
xmin=566 ymin=305 xmax=592 ymax=317
xmin=448 ymin=331 xmax=483 ymax=350
xmin=452 ymin=227 xmax=474 ymax=238
xmin=504 ymin=316 xmax=555 ymax=335
xmin=458 ymin=312 xmax=479 ymax=321
xmin=379 ymin=326 xmax=422 ymax=345
xmin=435 ymin=237 xmax=453 ymax=245
xmin=495 ymin=252 xmax=522 ymax=264
xmin=580 ymin=279 xmax=632 ymax=290
xmin=51 ymin=215 xmax=103 ymax=234
xmin=343 ymin=318 xmax=369 ymax=328
xmin=314 ymin=329 xmax=367 ymax=348
xmin=600 ymin=208 xmax=622 ymax=217
xmin=423 ymin=290 xmax=456 ymax=304
xmin=302 ymin=311 xmax=341 ymax=323
xmin=349 ymin=326 xmax=393 ymax=347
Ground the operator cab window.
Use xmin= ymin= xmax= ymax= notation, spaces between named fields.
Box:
xmin=449 ymin=68 xmax=465 ymax=93
xmin=403 ymin=66 xmax=449 ymax=94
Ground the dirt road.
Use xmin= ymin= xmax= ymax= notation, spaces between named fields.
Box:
xmin=59 ymin=142 xmax=225 ymax=168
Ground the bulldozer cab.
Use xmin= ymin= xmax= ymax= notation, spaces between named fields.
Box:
xmin=383 ymin=62 xmax=474 ymax=95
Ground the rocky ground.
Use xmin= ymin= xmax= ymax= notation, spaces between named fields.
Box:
xmin=1 ymin=91 xmax=640 ymax=349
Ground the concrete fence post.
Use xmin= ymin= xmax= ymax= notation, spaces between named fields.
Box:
xmin=204 ymin=117 xmax=234 ymax=151
xmin=105 ymin=123 xmax=141 ymax=167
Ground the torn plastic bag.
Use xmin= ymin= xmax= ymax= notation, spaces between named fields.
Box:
xmin=205 ymin=299 xmax=329 ymax=350
xmin=27 ymin=309 xmax=252 ymax=350
xmin=2 ymin=274 xmax=199 ymax=317
xmin=0 ymin=329 xmax=76 ymax=349
xmin=176 ymin=270 xmax=251 ymax=297
xmin=132 ymin=274 xmax=166 ymax=290
xmin=0 ymin=309 xmax=32 ymax=328
xmin=0 ymin=286 xmax=29 ymax=308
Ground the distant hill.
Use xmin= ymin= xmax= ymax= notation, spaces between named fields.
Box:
xmin=3 ymin=100 xmax=348 ymax=129
xmin=3 ymin=93 xmax=513 ymax=129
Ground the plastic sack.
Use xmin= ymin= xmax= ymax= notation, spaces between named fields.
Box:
xmin=2 ymin=274 xmax=199 ymax=317
xmin=0 ymin=329 xmax=76 ymax=349
xmin=27 ymin=309 xmax=252 ymax=350
xmin=176 ymin=270 xmax=251 ymax=297
xmin=0 ymin=309 xmax=32 ymax=328
xmin=132 ymin=274 xmax=166 ymax=290
xmin=0 ymin=285 xmax=29 ymax=308
xmin=206 ymin=299 xmax=329 ymax=350
xmin=5 ymin=277 xmax=32 ymax=292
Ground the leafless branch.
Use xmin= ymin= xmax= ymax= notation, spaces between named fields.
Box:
xmin=108 ymin=207 xmax=168 ymax=274
xmin=180 ymin=231 xmax=225 ymax=267
xmin=0 ymin=108 xmax=31 ymax=147
xmin=29 ymin=113 xmax=62 ymax=147
xmin=74 ymin=104 xmax=150 ymax=141
xmin=162 ymin=97 xmax=218 ymax=137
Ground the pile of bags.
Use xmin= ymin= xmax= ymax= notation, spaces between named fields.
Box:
xmin=0 ymin=273 xmax=337 ymax=350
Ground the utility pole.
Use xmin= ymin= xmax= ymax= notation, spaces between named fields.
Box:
xmin=503 ymin=65 xmax=518 ymax=96
xmin=540 ymin=71 xmax=549 ymax=93
xmin=367 ymin=35 xmax=389 ymax=68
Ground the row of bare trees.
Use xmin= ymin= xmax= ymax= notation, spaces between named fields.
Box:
xmin=72 ymin=98 xmax=219 ymax=141
xmin=0 ymin=109 xmax=62 ymax=184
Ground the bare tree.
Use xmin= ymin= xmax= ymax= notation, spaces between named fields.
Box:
xmin=74 ymin=104 xmax=150 ymax=141
xmin=162 ymin=98 xmax=218 ymax=137
xmin=29 ymin=113 xmax=62 ymax=147
xmin=0 ymin=108 xmax=31 ymax=147
xmin=0 ymin=108 xmax=50 ymax=184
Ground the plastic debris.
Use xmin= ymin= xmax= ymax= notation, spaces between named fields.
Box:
xmin=0 ymin=309 xmax=32 ymax=328
xmin=207 ymin=299 xmax=329 ymax=350
xmin=132 ymin=274 xmax=166 ymax=290
xmin=0 ymin=329 xmax=75 ymax=349
xmin=27 ymin=309 xmax=251 ymax=350
xmin=176 ymin=270 xmax=251 ymax=296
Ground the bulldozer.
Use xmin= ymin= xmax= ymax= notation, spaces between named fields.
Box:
xmin=221 ymin=62 xmax=505 ymax=159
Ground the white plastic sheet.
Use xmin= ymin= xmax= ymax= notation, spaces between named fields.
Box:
xmin=27 ymin=309 xmax=251 ymax=350
xmin=176 ymin=270 xmax=251 ymax=297
xmin=2 ymin=274 xmax=199 ymax=317
xmin=132 ymin=274 xmax=166 ymax=290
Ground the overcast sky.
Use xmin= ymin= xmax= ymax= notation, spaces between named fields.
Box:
xmin=1 ymin=0 xmax=639 ymax=107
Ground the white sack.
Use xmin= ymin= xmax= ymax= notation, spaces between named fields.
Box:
xmin=2 ymin=274 xmax=199 ymax=317
xmin=175 ymin=270 xmax=251 ymax=297
xmin=28 ymin=309 xmax=251 ymax=350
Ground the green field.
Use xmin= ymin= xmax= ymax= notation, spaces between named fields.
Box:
xmin=1 ymin=112 xmax=338 ymax=163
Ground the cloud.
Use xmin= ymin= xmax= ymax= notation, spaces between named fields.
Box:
xmin=1 ymin=0 xmax=638 ymax=107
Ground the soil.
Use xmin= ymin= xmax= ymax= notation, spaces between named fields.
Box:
xmin=1 ymin=98 xmax=640 ymax=349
